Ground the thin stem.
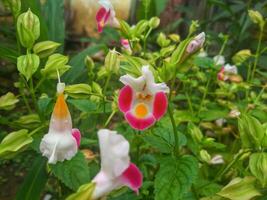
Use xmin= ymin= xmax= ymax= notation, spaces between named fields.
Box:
xmin=19 ymin=77 xmax=32 ymax=113
xmin=143 ymin=27 xmax=153 ymax=52
xmin=103 ymin=73 xmax=111 ymax=95
xmin=168 ymin=105 xmax=179 ymax=156
xmin=104 ymin=110 xmax=116 ymax=127
xmin=198 ymin=78 xmax=211 ymax=114
xmin=251 ymin=25 xmax=264 ymax=81
xmin=29 ymin=77 xmax=39 ymax=114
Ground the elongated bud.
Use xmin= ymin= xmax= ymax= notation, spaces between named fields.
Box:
xmin=248 ymin=10 xmax=265 ymax=29
xmin=232 ymin=49 xmax=252 ymax=65
xmin=17 ymin=53 xmax=40 ymax=81
xmin=17 ymin=9 xmax=40 ymax=48
xmin=149 ymin=17 xmax=160 ymax=29
xmin=8 ymin=0 xmax=21 ymax=18
xmin=200 ymin=150 xmax=211 ymax=163
xmin=105 ymin=49 xmax=120 ymax=73
xmin=33 ymin=41 xmax=61 ymax=58
xmin=189 ymin=20 xmax=199 ymax=36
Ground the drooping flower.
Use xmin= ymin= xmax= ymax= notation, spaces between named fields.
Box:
xmin=96 ymin=0 xmax=119 ymax=33
xmin=217 ymin=64 xmax=238 ymax=81
xmin=186 ymin=32 xmax=206 ymax=53
xmin=40 ymin=82 xmax=81 ymax=164
xmin=121 ymin=38 xmax=132 ymax=54
xmin=118 ymin=66 xmax=169 ymax=131
xmin=210 ymin=155 xmax=224 ymax=165
xmin=92 ymin=129 xmax=142 ymax=199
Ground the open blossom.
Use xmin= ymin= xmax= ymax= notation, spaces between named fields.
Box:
xmin=96 ymin=0 xmax=119 ymax=33
xmin=118 ymin=66 xmax=169 ymax=130
xmin=40 ymin=82 xmax=81 ymax=164
xmin=217 ymin=64 xmax=238 ymax=81
xmin=186 ymin=32 xmax=206 ymax=53
xmin=92 ymin=129 xmax=142 ymax=199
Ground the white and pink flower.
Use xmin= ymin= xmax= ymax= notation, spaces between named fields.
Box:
xmin=121 ymin=38 xmax=132 ymax=53
xmin=118 ymin=66 xmax=169 ymax=131
xmin=96 ymin=0 xmax=119 ymax=33
xmin=218 ymin=64 xmax=238 ymax=81
xmin=40 ymin=82 xmax=81 ymax=164
xmin=92 ymin=129 xmax=142 ymax=199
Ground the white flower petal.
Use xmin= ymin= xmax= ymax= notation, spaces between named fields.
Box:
xmin=210 ymin=155 xmax=224 ymax=165
xmin=98 ymin=0 xmax=114 ymax=11
xmin=224 ymin=64 xmax=238 ymax=74
xmin=97 ymin=129 xmax=130 ymax=178
xmin=213 ymin=55 xmax=225 ymax=66
xmin=119 ymin=75 xmax=145 ymax=91
xmin=40 ymin=132 xmax=77 ymax=164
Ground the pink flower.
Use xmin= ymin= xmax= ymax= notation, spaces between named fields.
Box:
xmin=96 ymin=0 xmax=119 ymax=33
xmin=40 ymin=83 xmax=80 ymax=164
xmin=118 ymin=66 xmax=169 ymax=131
xmin=92 ymin=129 xmax=142 ymax=199
xmin=217 ymin=64 xmax=238 ymax=81
xmin=120 ymin=38 xmax=132 ymax=54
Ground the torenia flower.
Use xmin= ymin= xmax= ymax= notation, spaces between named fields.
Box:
xmin=92 ymin=129 xmax=142 ymax=199
xmin=121 ymin=38 xmax=132 ymax=54
xmin=186 ymin=32 xmax=205 ymax=53
xmin=217 ymin=64 xmax=238 ymax=81
xmin=118 ymin=66 xmax=169 ymax=130
xmin=96 ymin=0 xmax=119 ymax=33
xmin=40 ymin=82 xmax=80 ymax=164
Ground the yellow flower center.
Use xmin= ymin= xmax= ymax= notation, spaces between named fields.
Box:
xmin=134 ymin=103 xmax=148 ymax=118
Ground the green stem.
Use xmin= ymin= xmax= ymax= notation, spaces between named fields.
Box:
xmin=251 ymin=25 xmax=264 ymax=81
xmin=143 ymin=27 xmax=153 ymax=52
xmin=104 ymin=110 xmax=116 ymax=127
xmin=19 ymin=77 xmax=32 ymax=113
xmin=168 ymin=105 xmax=179 ymax=156
xmin=103 ymin=73 xmax=111 ymax=94
xmin=198 ymin=78 xmax=211 ymax=114
xmin=29 ymin=78 xmax=39 ymax=114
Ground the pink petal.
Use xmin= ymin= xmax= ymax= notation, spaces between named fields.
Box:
xmin=125 ymin=112 xmax=156 ymax=131
xmin=120 ymin=163 xmax=143 ymax=193
xmin=217 ymin=67 xmax=224 ymax=81
xmin=72 ymin=128 xmax=81 ymax=147
xmin=96 ymin=7 xmax=107 ymax=22
xmin=152 ymin=92 xmax=168 ymax=120
xmin=118 ymin=85 xmax=133 ymax=113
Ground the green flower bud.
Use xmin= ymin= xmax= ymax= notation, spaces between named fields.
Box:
xmin=65 ymin=84 xmax=92 ymax=99
xmin=14 ymin=114 xmax=40 ymax=128
xmin=200 ymin=150 xmax=211 ymax=163
xmin=168 ymin=34 xmax=180 ymax=42
xmin=249 ymin=153 xmax=267 ymax=187
xmin=0 ymin=92 xmax=19 ymax=110
xmin=17 ymin=9 xmax=40 ymax=48
xmin=41 ymin=54 xmax=70 ymax=79
xmin=188 ymin=122 xmax=203 ymax=143
xmin=17 ymin=53 xmax=40 ymax=81
xmin=7 ymin=0 xmax=21 ymax=18
xmin=149 ymin=17 xmax=160 ymax=29
xmin=232 ymin=49 xmax=252 ymax=65
xmin=157 ymin=33 xmax=171 ymax=47
xmin=189 ymin=20 xmax=199 ymax=36
xmin=33 ymin=41 xmax=61 ymax=58
xmin=248 ymin=10 xmax=265 ymax=29
xmin=105 ymin=49 xmax=120 ymax=74
xmin=85 ymin=56 xmax=95 ymax=72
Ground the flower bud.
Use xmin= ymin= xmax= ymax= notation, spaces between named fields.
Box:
xmin=17 ymin=53 xmax=40 ymax=81
xmin=105 ymin=49 xmax=120 ymax=73
xmin=149 ymin=17 xmax=160 ymax=29
xmin=186 ymin=32 xmax=205 ymax=53
xmin=85 ymin=56 xmax=95 ymax=72
xmin=232 ymin=49 xmax=252 ymax=65
xmin=168 ymin=34 xmax=180 ymax=42
xmin=17 ymin=9 xmax=40 ymax=48
xmin=200 ymin=150 xmax=211 ymax=163
xmin=33 ymin=41 xmax=61 ymax=58
xmin=7 ymin=0 xmax=21 ymax=18
xmin=0 ymin=92 xmax=19 ymax=110
xmin=64 ymin=84 xmax=92 ymax=99
xmin=157 ymin=33 xmax=171 ymax=47
xmin=248 ymin=10 xmax=265 ymax=29
xmin=189 ymin=20 xmax=199 ymax=36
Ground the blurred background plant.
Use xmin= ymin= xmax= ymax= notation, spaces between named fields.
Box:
xmin=0 ymin=0 xmax=267 ymax=200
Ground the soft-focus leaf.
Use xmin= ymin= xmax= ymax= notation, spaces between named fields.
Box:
xmin=154 ymin=155 xmax=198 ymax=200
xmin=50 ymin=152 xmax=90 ymax=190
xmin=66 ymin=182 xmax=95 ymax=200
xmin=0 ymin=92 xmax=19 ymax=110
xmin=249 ymin=152 xmax=267 ymax=187
xmin=15 ymin=156 xmax=48 ymax=200
xmin=68 ymin=99 xmax=97 ymax=113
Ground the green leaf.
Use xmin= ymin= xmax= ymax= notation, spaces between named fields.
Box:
xmin=42 ymin=0 xmax=65 ymax=51
xmin=17 ymin=54 xmax=40 ymax=81
xmin=15 ymin=156 xmax=48 ymax=200
xmin=63 ymin=44 xmax=105 ymax=83
xmin=0 ymin=129 xmax=33 ymax=158
xmin=0 ymin=92 xmax=19 ymax=110
xmin=217 ymin=177 xmax=261 ymax=200
xmin=50 ymin=152 xmax=90 ymax=190
xmin=154 ymin=155 xmax=198 ymax=200
xmin=194 ymin=57 xmax=215 ymax=69
xmin=66 ymin=182 xmax=95 ymax=200
xmin=14 ymin=114 xmax=41 ymax=128
xmin=68 ymin=99 xmax=97 ymax=113
xmin=238 ymin=114 xmax=265 ymax=149
xmin=249 ymin=152 xmax=267 ymax=187
xmin=198 ymin=109 xmax=229 ymax=121
xmin=64 ymin=84 xmax=92 ymax=99
xmin=174 ymin=110 xmax=199 ymax=123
